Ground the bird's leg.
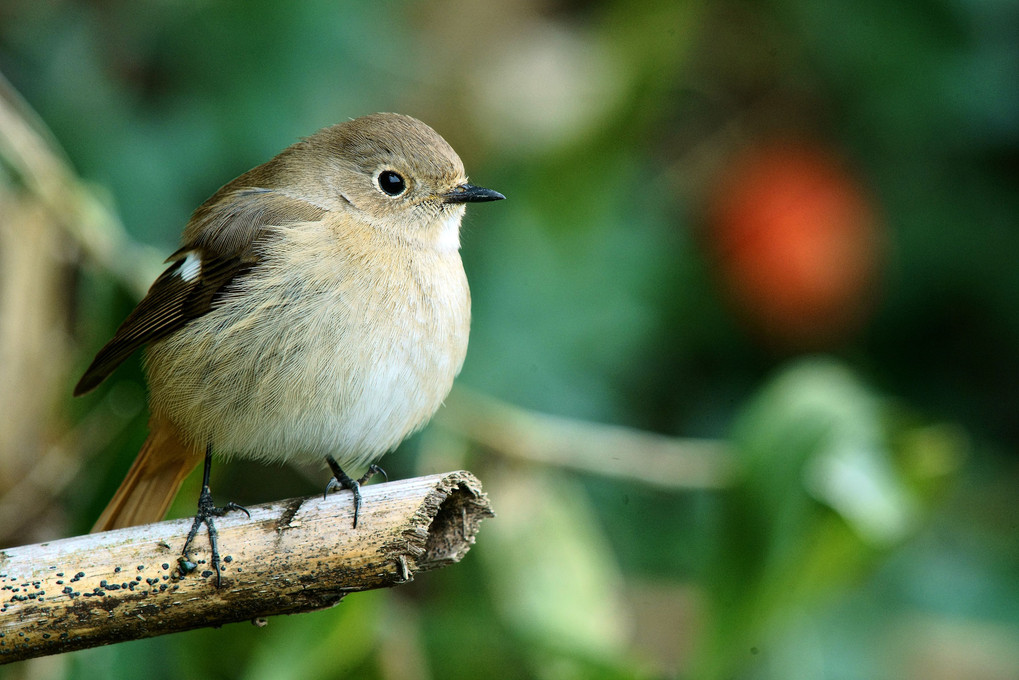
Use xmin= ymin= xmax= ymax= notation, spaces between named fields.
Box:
xmin=324 ymin=455 xmax=387 ymax=528
xmin=178 ymin=445 xmax=250 ymax=587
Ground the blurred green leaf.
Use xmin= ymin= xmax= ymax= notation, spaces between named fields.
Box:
xmin=479 ymin=470 xmax=630 ymax=665
xmin=241 ymin=590 xmax=383 ymax=680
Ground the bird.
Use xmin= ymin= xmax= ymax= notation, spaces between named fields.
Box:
xmin=75 ymin=113 xmax=504 ymax=583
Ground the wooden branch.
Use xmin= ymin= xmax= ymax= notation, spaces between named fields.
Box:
xmin=0 ymin=470 xmax=493 ymax=664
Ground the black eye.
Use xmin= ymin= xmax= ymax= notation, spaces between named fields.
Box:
xmin=377 ymin=169 xmax=407 ymax=196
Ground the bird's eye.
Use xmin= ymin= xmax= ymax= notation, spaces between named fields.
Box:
xmin=377 ymin=169 xmax=407 ymax=196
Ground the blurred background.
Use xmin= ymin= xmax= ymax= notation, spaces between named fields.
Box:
xmin=0 ymin=0 xmax=1017 ymax=678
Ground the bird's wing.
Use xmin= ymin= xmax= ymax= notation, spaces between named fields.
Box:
xmin=74 ymin=188 xmax=326 ymax=395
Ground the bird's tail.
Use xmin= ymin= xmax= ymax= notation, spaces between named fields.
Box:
xmin=91 ymin=417 xmax=204 ymax=532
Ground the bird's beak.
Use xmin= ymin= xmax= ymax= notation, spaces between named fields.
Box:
xmin=442 ymin=183 xmax=506 ymax=204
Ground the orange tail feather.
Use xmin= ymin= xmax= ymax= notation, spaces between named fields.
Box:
xmin=91 ymin=417 xmax=203 ymax=532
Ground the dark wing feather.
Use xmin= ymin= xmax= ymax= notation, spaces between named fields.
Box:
xmin=73 ymin=252 xmax=250 ymax=396
xmin=74 ymin=186 xmax=326 ymax=396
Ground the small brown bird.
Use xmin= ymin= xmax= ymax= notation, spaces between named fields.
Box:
xmin=75 ymin=113 xmax=503 ymax=582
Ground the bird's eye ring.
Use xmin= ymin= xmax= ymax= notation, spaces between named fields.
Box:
xmin=376 ymin=169 xmax=407 ymax=197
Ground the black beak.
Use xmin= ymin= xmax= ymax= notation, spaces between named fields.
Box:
xmin=443 ymin=183 xmax=506 ymax=204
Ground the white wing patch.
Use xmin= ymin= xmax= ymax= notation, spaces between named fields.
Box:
xmin=178 ymin=251 xmax=202 ymax=282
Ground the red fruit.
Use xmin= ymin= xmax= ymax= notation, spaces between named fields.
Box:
xmin=708 ymin=142 xmax=881 ymax=348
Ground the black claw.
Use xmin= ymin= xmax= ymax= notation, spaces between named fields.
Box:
xmin=359 ymin=464 xmax=387 ymax=485
xmin=325 ymin=457 xmax=385 ymax=529
xmin=220 ymin=501 xmax=251 ymax=519
xmin=351 ymin=480 xmax=364 ymax=529
xmin=323 ymin=477 xmax=340 ymax=499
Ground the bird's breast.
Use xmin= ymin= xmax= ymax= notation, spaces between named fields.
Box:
xmin=144 ymin=223 xmax=470 ymax=467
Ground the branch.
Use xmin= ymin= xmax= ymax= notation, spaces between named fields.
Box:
xmin=0 ymin=471 xmax=493 ymax=664
xmin=436 ymin=388 xmax=736 ymax=489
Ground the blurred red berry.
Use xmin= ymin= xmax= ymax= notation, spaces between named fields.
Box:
xmin=708 ymin=141 xmax=882 ymax=348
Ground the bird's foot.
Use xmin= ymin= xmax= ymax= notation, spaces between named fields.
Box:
xmin=324 ymin=458 xmax=387 ymax=528
xmin=177 ymin=484 xmax=250 ymax=587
